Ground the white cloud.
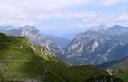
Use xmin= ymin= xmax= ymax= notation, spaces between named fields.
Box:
xmin=100 ymin=0 xmax=128 ymax=6
xmin=81 ymin=13 xmax=128 ymax=27
xmin=0 ymin=0 xmax=91 ymax=25
xmin=0 ymin=0 xmax=127 ymax=26
xmin=41 ymin=12 xmax=97 ymax=19
xmin=101 ymin=0 xmax=121 ymax=5
xmin=96 ymin=13 xmax=128 ymax=24
xmin=116 ymin=14 xmax=128 ymax=22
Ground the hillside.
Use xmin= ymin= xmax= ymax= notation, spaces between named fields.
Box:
xmin=0 ymin=32 xmax=57 ymax=80
xmin=98 ymin=57 xmax=128 ymax=82
xmin=0 ymin=25 xmax=66 ymax=59
xmin=0 ymin=33 xmax=113 ymax=82
xmin=109 ymin=58 xmax=128 ymax=82
xmin=118 ymin=70 xmax=128 ymax=82
xmin=1 ymin=25 xmax=128 ymax=65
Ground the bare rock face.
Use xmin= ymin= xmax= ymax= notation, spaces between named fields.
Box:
xmin=66 ymin=25 xmax=128 ymax=65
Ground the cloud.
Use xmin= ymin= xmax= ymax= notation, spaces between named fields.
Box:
xmin=0 ymin=0 xmax=127 ymax=27
xmin=116 ymin=14 xmax=128 ymax=22
xmin=39 ymin=12 xmax=97 ymax=19
xmin=100 ymin=0 xmax=128 ymax=6
xmin=101 ymin=0 xmax=121 ymax=5
xmin=0 ymin=0 xmax=91 ymax=25
xmin=97 ymin=13 xmax=128 ymax=24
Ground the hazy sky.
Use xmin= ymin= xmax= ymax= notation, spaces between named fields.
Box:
xmin=0 ymin=0 xmax=128 ymax=37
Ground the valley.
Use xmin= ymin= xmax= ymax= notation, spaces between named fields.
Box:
xmin=0 ymin=25 xmax=128 ymax=82
xmin=0 ymin=0 xmax=127 ymax=82
xmin=0 ymin=33 xmax=117 ymax=82
xmin=1 ymin=25 xmax=128 ymax=65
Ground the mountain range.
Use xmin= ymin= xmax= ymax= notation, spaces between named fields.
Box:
xmin=46 ymin=35 xmax=70 ymax=48
xmin=0 ymin=25 xmax=128 ymax=65
xmin=67 ymin=25 xmax=128 ymax=65
xmin=0 ymin=25 xmax=66 ymax=59
xmin=1 ymin=32 xmax=118 ymax=82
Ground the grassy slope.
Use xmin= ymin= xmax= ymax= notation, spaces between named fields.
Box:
xmin=0 ymin=33 xmax=108 ymax=82
xmin=118 ymin=70 xmax=128 ymax=82
xmin=0 ymin=33 xmax=46 ymax=80
xmin=107 ymin=58 xmax=128 ymax=82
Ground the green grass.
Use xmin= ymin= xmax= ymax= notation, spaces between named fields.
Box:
xmin=0 ymin=33 xmax=109 ymax=82
xmin=0 ymin=33 xmax=45 ymax=80
xmin=117 ymin=70 xmax=128 ymax=82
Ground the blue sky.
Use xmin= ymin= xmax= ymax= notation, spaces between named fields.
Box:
xmin=0 ymin=0 xmax=128 ymax=37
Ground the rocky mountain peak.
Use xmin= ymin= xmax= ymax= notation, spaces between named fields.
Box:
xmin=66 ymin=25 xmax=128 ymax=65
